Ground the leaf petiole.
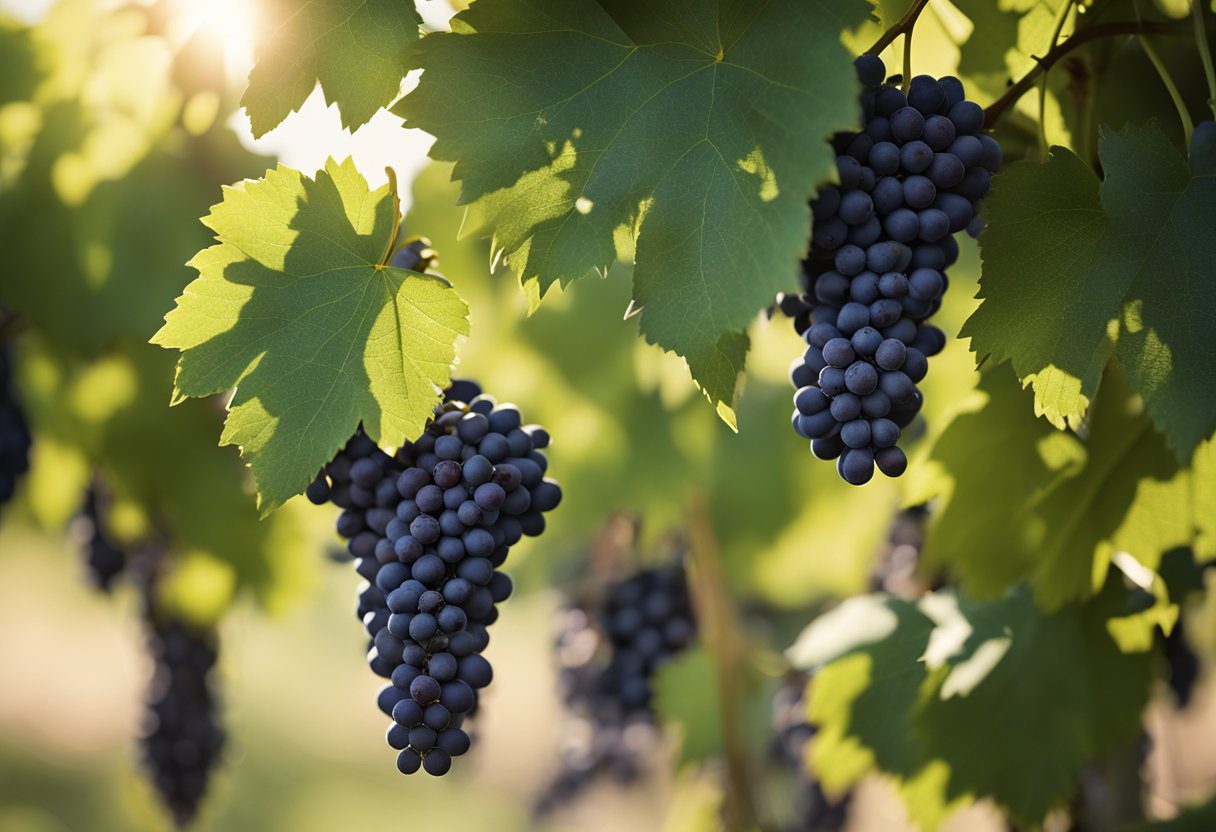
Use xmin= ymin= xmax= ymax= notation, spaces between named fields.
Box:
xmin=1193 ymin=0 xmax=1216 ymax=119
xmin=378 ymin=166 xmax=403 ymax=268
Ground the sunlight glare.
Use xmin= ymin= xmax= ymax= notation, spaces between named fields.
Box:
xmin=167 ymin=0 xmax=258 ymax=82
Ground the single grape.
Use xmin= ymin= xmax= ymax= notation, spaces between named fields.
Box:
xmin=890 ymin=107 xmax=925 ymax=142
xmin=848 ymin=271 xmax=881 ymax=304
xmin=922 ymin=115 xmax=956 ymax=150
xmin=834 ymin=244 xmax=866 ymax=276
xmin=838 ymin=448 xmax=875 ymax=486
xmin=948 ymin=100 xmax=984 ymax=135
xmin=871 ymin=176 xmax=904 ymax=213
xmin=839 ymin=190 xmax=874 ymax=225
xmin=841 ymin=419 xmax=872 ymax=449
xmin=854 ymin=54 xmax=886 ymax=87
xmin=907 ymin=75 xmax=946 ymax=114
xmin=875 ymin=446 xmax=909 ymax=477
xmin=903 ymin=176 xmax=936 ymax=210
xmin=899 ymin=140 xmax=934 ymax=173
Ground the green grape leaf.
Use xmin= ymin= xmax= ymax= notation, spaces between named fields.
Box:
xmin=914 ymin=584 xmax=1153 ymax=825
xmin=795 ymin=582 xmax=1154 ymax=828
xmin=1101 ymin=122 xmax=1216 ymax=459
xmin=965 ymin=123 xmax=1216 ymax=455
xmin=395 ymin=0 xmax=872 ymax=418
xmin=920 ymin=367 xmax=1082 ymax=598
xmin=153 ymin=158 xmax=469 ymax=513
xmin=242 ymin=0 xmax=421 ymax=138
xmin=791 ymin=595 xmax=936 ymax=794
xmin=963 ymin=148 xmax=1126 ymax=430
xmin=922 ymin=364 xmax=1208 ymax=608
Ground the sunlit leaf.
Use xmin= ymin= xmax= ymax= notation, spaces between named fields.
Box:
xmin=154 ymin=158 xmax=469 ymax=512
xmin=242 ymin=0 xmax=420 ymax=137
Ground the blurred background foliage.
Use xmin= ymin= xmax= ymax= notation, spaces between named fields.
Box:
xmin=0 ymin=0 xmax=1214 ymax=831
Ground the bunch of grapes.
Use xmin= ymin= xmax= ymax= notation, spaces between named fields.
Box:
xmin=536 ymin=563 xmax=695 ymax=813
xmin=308 ymin=379 xmax=561 ymax=776
xmin=77 ymin=485 xmax=127 ymax=592
xmin=598 ymin=565 xmax=697 ymax=711
xmin=140 ymin=604 xmax=225 ymax=828
xmin=0 ymin=341 xmax=31 ymax=510
xmin=783 ymin=54 xmax=1002 ymax=485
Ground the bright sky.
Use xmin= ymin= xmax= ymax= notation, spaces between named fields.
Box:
xmin=1 ymin=0 xmax=457 ymax=205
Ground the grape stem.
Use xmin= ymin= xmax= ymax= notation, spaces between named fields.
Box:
xmin=983 ymin=20 xmax=1187 ymax=129
xmin=1037 ymin=0 xmax=1076 ymax=156
xmin=1192 ymin=0 xmax=1216 ymax=119
xmin=1136 ymin=0 xmax=1193 ymax=146
xmin=1140 ymin=34 xmax=1194 ymax=145
xmin=902 ymin=29 xmax=914 ymax=94
xmin=865 ymin=0 xmax=931 ymax=58
xmin=378 ymin=167 xmax=403 ymax=268
xmin=687 ymin=495 xmax=760 ymax=830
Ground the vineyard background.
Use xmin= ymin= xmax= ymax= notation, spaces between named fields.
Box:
xmin=2 ymin=0 xmax=1216 ymax=829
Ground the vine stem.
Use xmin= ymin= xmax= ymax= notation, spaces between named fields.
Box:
xmin=1193 ymin=0 xmax=1216 ymax=118
xmin=687 ymin=495 xmax=759 ymax=831
xmin=1037 ymin=0 xmax=1076 ymax=155
xmin=1137 ymin=0 xmax=1193 ymax=145
xmin=983 ymin=20 xmax=1186 ymax=128
xmin=865 ymin=0 xmax=931 ymax=58
xmin=903 ymin=29 xmax=914 ymax=94
xmin=1141 ymin=34 xmax=1194 ymax=144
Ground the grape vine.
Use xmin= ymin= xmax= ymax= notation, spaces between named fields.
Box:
xmin=782 ymin=55 xmax=1001 ymax=485
xmin=308 ymin=376 xmax=562 ymax=776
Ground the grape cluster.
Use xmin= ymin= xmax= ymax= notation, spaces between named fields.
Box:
xmin=140 ymin=606 xmax=225 ymax=828
xmin=0 ymin=342 xmax=31 ymax=509
xmin=536 ymin=563 xmax=695 ymax=814
xmin=598 ymin=565 xmax=696 ymax=711
xmin=308 ymin=380 xmax=561 ymax=776
xmin=783 ymin=54 xmax=1001 ymax=484
xmin=78 ymin=485 xmax=127 ymax=592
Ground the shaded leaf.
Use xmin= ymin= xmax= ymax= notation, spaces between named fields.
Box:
xmin=966 ymin=123 xmax=1216 ymax=456
xmin=922 ymin=364 xmax=1200 ymax=607
xmin=395 ymin=0 xmax=871 ymax=417
xmin=793 ymin=582 xmax=1154 ymax=828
